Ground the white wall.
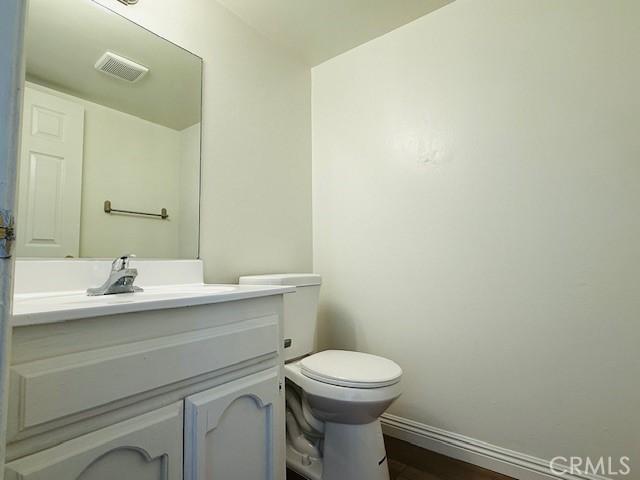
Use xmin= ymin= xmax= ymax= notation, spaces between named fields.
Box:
xmin=313 ymin=0 xmax=640 ymax=467
xmin=95 ymin=0 xmax=313 ymax=282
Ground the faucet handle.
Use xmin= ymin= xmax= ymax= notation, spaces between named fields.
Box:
xmin=112 ymin=253 xmax=136 ymax=271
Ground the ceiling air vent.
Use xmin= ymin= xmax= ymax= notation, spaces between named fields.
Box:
xmin=94 ymin=52 xmax=149 ymax=83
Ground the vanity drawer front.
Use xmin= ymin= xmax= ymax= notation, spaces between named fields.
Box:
xmin=9 ymin=315 xmax=278 ymax=438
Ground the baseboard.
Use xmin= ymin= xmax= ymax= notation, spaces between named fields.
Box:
xmin=381 ymin=414 xmax=611 ymax=480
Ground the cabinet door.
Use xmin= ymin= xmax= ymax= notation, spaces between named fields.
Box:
xmin=5 ymin=402 xmax=183 ymax=480
xmin=184 ymin=368 xmax=283 ymax=480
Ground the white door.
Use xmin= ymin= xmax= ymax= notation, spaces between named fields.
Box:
xmin=0 ymin=2 xmax=28 ymax=477
xmin=16 ymin=85 xmax=84 ymax=257
xmin=5 ymin=402 xmax=184 ymax=480
xmin=184 ymin=368 xmax=283 ymax=480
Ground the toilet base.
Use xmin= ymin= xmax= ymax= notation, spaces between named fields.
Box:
xmin=323 ymin=419 xmax=389 ymax=480
xmin=287 ymin=442 xmax=323 ymax=480
xmin=287 ymin=419 xmax=390 ymax=480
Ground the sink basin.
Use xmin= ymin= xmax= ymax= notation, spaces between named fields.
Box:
xmin=12 ymin=283 xmax=295 ymax=326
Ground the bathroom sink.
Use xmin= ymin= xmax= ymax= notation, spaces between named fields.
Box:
xmin=12 ymin=283 xmax=295 ymax=326
xmin=15 ymin=285 xmax=236 ymax=306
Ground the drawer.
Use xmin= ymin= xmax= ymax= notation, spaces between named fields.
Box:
xmin=8 ymin=314 xmax=278 ymax=439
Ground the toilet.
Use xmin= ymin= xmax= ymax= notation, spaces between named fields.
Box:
xmin=238 ymin=274 xmax=402 ymax=480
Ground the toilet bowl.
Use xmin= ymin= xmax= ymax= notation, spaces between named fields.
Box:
xmin=286 ymin=351 xmax=402 ymax=480
xmin=239 ymin=274 xmax=403 ymax=480
xmin=287 ymin=351 xmax=402 ymax=424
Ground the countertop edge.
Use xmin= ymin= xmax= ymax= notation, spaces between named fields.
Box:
xmin=12 ymin=285 xmax=296 ymax=327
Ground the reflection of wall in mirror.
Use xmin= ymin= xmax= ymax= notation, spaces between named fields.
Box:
xmin=23 ymin=82 xmax=200 ymax=259
xmin=179 ymin=123 xmax=200 ymax=259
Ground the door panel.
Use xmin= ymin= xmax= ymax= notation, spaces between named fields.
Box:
xmin=25 ymin=152 xmax=64 ymax=243
xmin=5 ymin=402 xmax=183 ymax=480
xmin=77 ymin=448 xmax=164 ymax=480
xmin=31 ymin=104 xmax=66 ymax=139
xmin=184 ymin=368 xmax=281 ymax=480
xmin=205 ymin=396 xmax=270 ymax=479
xmin=17 ymin=85 xmax=84 ymax=257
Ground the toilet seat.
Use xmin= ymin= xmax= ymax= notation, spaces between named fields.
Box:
xmin=300 ymin=350 xmax=402 ymax=389
xmin=285 ymin=361 xmax=402 ymax=406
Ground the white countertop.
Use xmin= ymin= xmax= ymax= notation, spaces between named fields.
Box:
xmin=12 ymin=283 xmax=295 ymax=326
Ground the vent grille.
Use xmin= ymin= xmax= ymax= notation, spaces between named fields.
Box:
xmin=94 ymin=52 xmax=148 ymax=83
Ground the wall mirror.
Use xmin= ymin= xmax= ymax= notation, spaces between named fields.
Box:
xmin=18 ymin=0 xmax=202 ymax=259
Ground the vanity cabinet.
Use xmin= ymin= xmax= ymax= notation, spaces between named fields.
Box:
xmin=6 ymin=293 xmax=288 ymax=480
xmin=184 ymin=368 xmax=280 ymax=480
xmin=5 ymin=402 xmax=184 ymax=480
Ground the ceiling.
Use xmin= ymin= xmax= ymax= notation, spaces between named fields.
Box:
xmin=26 ymin=0 xmax=201 ymax=130
xmin=217 ymin=0 xmax=454 ymax=66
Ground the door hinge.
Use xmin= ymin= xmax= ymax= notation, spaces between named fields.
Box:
xmin=0 ymin=211 xmax=15 ymax=259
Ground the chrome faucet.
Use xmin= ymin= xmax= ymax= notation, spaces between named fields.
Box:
xmin=86 ymin=254 xmax=144 ymax=296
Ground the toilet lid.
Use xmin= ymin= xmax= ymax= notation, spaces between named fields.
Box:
xmin=300 ymin=350 xmax=402 ymax=389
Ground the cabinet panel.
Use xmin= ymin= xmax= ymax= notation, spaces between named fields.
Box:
xmin=184 ymin=368 xmax=282 ymax=480
xmin=5 ymin=402 xmax=183 ymax=480
xmin=9 ymin=315 xmax=278 ymax=438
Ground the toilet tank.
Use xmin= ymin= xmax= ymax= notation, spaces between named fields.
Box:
xmin=238 ymin=274 xmax=321 ymax=361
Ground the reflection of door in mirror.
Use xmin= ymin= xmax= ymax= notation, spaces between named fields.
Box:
xmin=16 ymin=86 xmax=85 ymax=258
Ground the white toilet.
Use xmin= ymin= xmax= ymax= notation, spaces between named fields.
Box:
xmin=238 ymin=274 xmax=402 ymax=480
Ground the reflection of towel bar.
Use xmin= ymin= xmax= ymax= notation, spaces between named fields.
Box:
xmin=104 ymin=200 xmax=168 ymax=220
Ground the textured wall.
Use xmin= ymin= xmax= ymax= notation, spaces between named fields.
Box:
xmin=313 ymin=0 xmax=640 ymax=466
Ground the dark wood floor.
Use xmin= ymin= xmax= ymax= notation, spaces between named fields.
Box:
xmin=286 ymin=469 xmax=308 ymax=480
xmin=286 ymin=435 xmax=515 ymax=480
xmin=384 ymin=436 xmax=515 ymax=480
